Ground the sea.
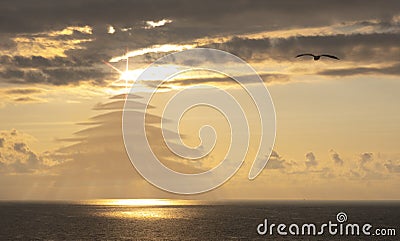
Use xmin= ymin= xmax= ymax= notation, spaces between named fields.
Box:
xmin=0 ymin=200 xmax=398 ymax=240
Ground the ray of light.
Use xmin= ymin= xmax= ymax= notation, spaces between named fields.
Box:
xmin=102 ymin=60 xmax=123 ymax=74
xmin=103 ymin=54 xmax=131 ymax=94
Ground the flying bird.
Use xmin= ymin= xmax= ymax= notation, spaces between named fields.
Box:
xmin=296 ymin=53 xmax=340 ymax=61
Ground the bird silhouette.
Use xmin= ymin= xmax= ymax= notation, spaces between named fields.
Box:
xmin=296 ymin=53 xmax=339 ymax=61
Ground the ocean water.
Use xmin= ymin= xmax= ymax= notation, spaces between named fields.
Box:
xmin=0 ymin=200 xmax=398 ymax=240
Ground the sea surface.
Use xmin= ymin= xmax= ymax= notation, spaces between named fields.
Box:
xmin=0 ymin=200 xmax=398 ymax=240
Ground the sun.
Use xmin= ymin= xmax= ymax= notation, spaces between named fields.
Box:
xmin=117 ymin=70 xmax=136 ymax=94
xmin=120 ymin=70 xmax=136 ymax=81
xmin=119 ymin=69 xmax=144 ymax=87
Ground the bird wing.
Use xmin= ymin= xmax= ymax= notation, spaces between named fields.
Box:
xmin=296 ymin=53 xmax=315 ymax=58
xmin=321 ymin=54 xmax=340 ymax=60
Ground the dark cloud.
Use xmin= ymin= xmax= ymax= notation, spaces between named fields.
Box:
xmin=0 ymin=33 xmax=17 ymax=49
xmin=0 ymin=55 xmax=91 ymax=68
xmin=13 ymin=142 xmax=29 ymax=153
xmin=266 ymin=150 xmax=286 ymax=169
xmin=42 ymin=68 xmax=112 ymax=85
xmin=360 ymin=152 xmax=373 ymax=166
xmin=204 ymin=33 xmax=400 ymax=64
xmin=305 ymin=152 xmax=318 ymax=168
xmin=0 ymin=69 xmax=47 ymax=84
xmin=0 ymin=67 xmax=115 ymax=85
xmin=330 ymin=150 xmax=344 ymax=165
xmin=318 ymin=63 xmax=400 ymax=76
xmin=1 ymin=88 xmax=46 ymax=104
xmin=0 ymin=1 xmax=398 ymax=87
xmin=0 ymin=0 xmax=399 ymax=35
xmin=13 ymin=97 xmax=43 ymax=103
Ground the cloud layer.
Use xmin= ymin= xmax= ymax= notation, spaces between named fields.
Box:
xmin=0 ymin=1 xmax=399 ymax=87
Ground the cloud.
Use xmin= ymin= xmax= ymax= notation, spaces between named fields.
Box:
xmin=1 ymin=0 xmax=399 ymax=35
xmin=0 ymin=1 xmax=399 ymax=199
xmin=265 ymin=150 xmax=286 ymax=169
xmin=33 ymin=93 xmax=211 ymax=198
xmin=13 ymin=142 xmax=29 ymax=153
xmin=109 ymin=44 xmax=195 ymax=62
xmin=203 ymin=33 xmax=400 ymax=64
xmin=0 ymin=55 xmax=90 ymax=68
xmin=348 ymin=152 xmax=390 ymax=180
xmin=318 ymin=63 xmax=400 ymax=76
xmin=360 ymin=152 xmax=373 ymax=167
xmin=258 ymin=149 xmax=399 ymax=181
xmin=107 ymin=25 xmax=116 ymax=34
xmin=330 ymin=149 xmax=344 ymax=165
xmin=0 ymin=67 xmax=114 ymax=86
xmin=305 ymin=152 xmax=318 ymax=168
xmin=0 ymin=1 xmax=399 ymax=89
xmin=0 ymin=98 xmax=399 ymax=198
xmin=144 ymin=19 xmax=172 ymax=29
xmin=276 ymin=151 xmax=398 ymax=181
xmin=13 ymin=97 xmax=45 ymax=103
xmin=384 ymin=160 xmax=400 ymax=173
xmin=4 ymin=88 xmax=44 ymax=95
xmin=9 ymin=32 xmax=93 ymax=59
xmin=0 ymin=129 xmax=62 ymax=174
xmin=137 ymin=73 xmax=289 ymax=90
xmin=0 ymin=87 xmax=47 ymax=105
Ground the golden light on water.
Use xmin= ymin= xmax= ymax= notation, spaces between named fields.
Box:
xmin=87 ymin=199 xmax=201 ymax=206
xmin=101 ymin=199 xmax=174 ymax=206
xmin=86 ymin=199 xmax=202 ymax=220
xmin=110 ymin=210 xmax=169 ymax=219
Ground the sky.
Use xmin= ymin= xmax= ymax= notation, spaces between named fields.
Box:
xmin=0 ymin=0 xmax=399 ymax=200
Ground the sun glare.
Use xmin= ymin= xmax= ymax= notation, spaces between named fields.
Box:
xmin=120 ymin=70 xmax=137 ymax=81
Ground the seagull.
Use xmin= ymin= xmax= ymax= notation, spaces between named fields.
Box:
xmin=296 ymin=53 xmax=340 ymax=61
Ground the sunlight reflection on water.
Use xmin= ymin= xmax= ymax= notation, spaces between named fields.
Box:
xmin=84 ymin=199 xmax=203 ymax=220
xmin=103 ymin=209 xmax=176 ymax=219
xmin=85 ymin=199 xmax=202 ymax=206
